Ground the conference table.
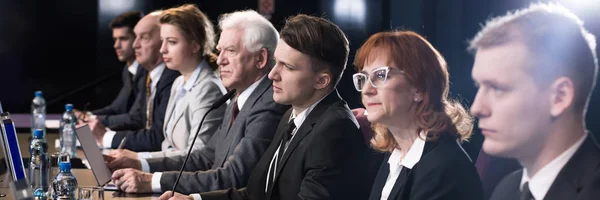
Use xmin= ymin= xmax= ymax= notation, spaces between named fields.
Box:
xmin=0 ymin=132 xmax=160 ymax=199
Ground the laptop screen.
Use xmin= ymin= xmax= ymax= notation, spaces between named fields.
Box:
xmin=0 ymin=113 xmax=26 ymax=181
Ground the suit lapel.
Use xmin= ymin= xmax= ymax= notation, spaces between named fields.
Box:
xmin=220 ymin=78 xmax=273 ymax=165
xmin=133 ymin=65 xmax=145 ymax=83
xmin=168 ymin=89 xmax=189 ymax=147
xmin=214 ymin=101 xmax=235 ymax=167
xmin=162 ymin=79 xmax=179 ymax=142
xmin=545 ymin=134 xmax=600 ymax=200
xmin=166 ymin=67 xmax=206 ymax=149
xmin=368 ymin=154 xmax=391 ymax=200
xmin=377 ymin=135 xmax=449 ymax=200
xmin=152 ymin=68 xmax=179 ymax=128
xmin=385 ymin=138 xmax=438 ymax=200
xmin=387 ymin=168 xmax=411 ymax=200
xmin=156 ymin=68 xmax=179 ymax=95
xmin=264 ymin=110 xmax=292 ymax=199
xmin=272 ymin=91 xmax=343 ymax=185
xmin=494 ymin=171 xmax=523 ymax=200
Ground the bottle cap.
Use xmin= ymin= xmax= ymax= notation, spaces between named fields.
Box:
xmin=33 ymin=129 xmax=44 ymax=138
xmin=59 ymin=162 xmax=71 ymax=171
xmin=65 ymin=104 xmax=74 ymax=111
xmin=35 ymin=91 xmax=43 ymax=97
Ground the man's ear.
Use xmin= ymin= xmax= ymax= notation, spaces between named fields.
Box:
xmin=549 ymin=77 xmax=575 ymax=117
xmin=256 ymin=48 xmax=268 ymax=70
xmin=315 ymin=72 xmax=332 ymax=90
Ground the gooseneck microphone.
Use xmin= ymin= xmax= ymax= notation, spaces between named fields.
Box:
xmin=171 ymin=89 xmax=236 ymax=196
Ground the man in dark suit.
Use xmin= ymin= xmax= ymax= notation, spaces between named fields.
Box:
xmin=162 ymin=14 xmax=375 ymax=200
xmin=469 ymin=3 xmax=600 ymax=200
xmin=102 ymin=10 xmax=289 ymax=194
xmin=76 ymin=11 xmax=147 ymax=131
xmin=88 ymin=11 xmax=179 ymax=152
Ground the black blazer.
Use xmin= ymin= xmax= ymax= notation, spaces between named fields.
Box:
xmin=201 ymin=90 xmax=376 ymax=200
xmin=110 ymin=67 xmax=180 ymax=151
xmin=490 ymin=133 xmax=600 ymax=200
xmin=369 ymin=133 xmax=483 ymax=200
xmin=95 ymin=66 xmax=147 ymax=131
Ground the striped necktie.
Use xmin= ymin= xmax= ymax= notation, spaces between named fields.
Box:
xmin=145 ymin=72 xmax=153 ymax=129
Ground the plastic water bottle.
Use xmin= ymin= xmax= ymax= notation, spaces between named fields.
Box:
xmin=28 ymin=129 xmax=50 ymax=199
xmin=60 ymin=104 xmax=77 ymax=157
xmin=60 ymin=125 xmax=77 ymax=158
xmin=60 ymin=104 xmax=77 ymax=131
xmin=31 ymin=91 xmax=46 ymax=135
xmin=52 ymin=162 xmax=78 ymax=200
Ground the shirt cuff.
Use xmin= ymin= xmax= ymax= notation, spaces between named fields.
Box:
xmin=138 ymin=152 xmax=153 ymax=159
xmin=102 ymin=131 xmax=116 ymax=149
xmin=152 ymin=172 xmax=163 ymax=193
xmin=140 ymin=158 xmax=151 ymax=172
xmin=190 ymin=194 xmax=202 ymax=200
xmin=87 ymin=112 xmax=97 ymax=120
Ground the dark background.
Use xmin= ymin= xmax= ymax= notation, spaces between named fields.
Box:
xmin=1 ymin=0 xmax=599 ymax=159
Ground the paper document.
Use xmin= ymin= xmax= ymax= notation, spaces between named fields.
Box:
xmin=54 ymin=139 xmax=81 ymax=150
xmin=45 ymin=120 xmax=60 ymax=129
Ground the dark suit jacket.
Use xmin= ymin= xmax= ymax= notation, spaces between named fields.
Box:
xmin=490 ymin=133 xmax=600 ymax=200
xmin=109 ymin=67 xmax=180 ymax=151
xmin=200 ymin=90 xmax=376 ymax=200
xmin=369 ymin=134 xmax=483 ymax=200
xmin=94 ymin=65 xmax=146 ymax=131
xmin=146 ymin=78 xmax=290 ymax=194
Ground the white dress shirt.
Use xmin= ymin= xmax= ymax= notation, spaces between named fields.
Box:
xmin=127 ymin=61 xmax=139 ymax=76
xmin=519 ymin=134 xmax=587 ymax=200
xmin=142 ymin=75 xmax=267 ymax=194
xmin=101 ymin=63 xmax=166 ymax=148
xmin=380 ymin=132 xmax=426 ymax=200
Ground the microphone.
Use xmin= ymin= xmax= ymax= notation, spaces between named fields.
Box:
xmin=171 ymin=89 xmax=236 ymax=196
xmin=210 ymin=89 xmax=237 ymax=110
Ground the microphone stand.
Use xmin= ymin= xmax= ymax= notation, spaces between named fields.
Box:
xmin=171 ymin=89 xmax=236 ymax=196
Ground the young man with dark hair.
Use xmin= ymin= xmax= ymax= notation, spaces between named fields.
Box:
xmin=161 ymin=14 xmax=375 ymax=200
xmin=78 ymin=11 xmax=148 ymax=131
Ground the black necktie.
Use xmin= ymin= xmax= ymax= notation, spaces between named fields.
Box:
xmin=268 ymin=119 xmax=296 ymax=186
xmin=283 ymin=120 xmax=296 ymax=143
xmin=277 ymin=120 xmax=296 ymax=163
xmin=520 ymin=182 xmax=534 ymax=200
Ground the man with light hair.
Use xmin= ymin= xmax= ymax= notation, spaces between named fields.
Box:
xmin=469 ymin=3 xmax=600 ymax=200
xmin=105 ymin=9 xmax=289 ymax=195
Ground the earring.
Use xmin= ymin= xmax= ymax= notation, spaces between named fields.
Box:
xmin=414 ymin=98 xmax=419 ymax=102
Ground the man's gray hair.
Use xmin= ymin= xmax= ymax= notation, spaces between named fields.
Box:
xmin=219 ymin=10 xmax=279 ymax=68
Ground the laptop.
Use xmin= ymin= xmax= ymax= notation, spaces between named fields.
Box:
xmin=74 ymin=124 xmax=117 ymax=190
xmin=0 ymin=112 xmax=34 ymax=199
xmin=0 ymin=112 xmax=27 ymax=182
